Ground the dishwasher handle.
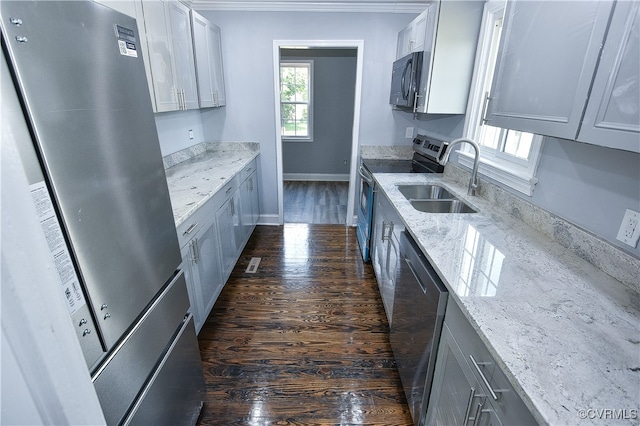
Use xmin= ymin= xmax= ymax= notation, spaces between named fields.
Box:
xmin=399 ymin=231 xmax=448 ymax=298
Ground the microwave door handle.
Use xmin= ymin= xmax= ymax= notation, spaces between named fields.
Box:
xmin=401 ymin=58 xmax=412 ymax=100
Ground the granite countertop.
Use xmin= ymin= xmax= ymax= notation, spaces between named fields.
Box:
xmin=373 ymin=173 xmax=639 ymax=425
xmin=164 ymin=142 xmax=259 ymax=227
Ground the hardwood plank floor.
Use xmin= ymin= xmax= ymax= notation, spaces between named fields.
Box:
xmin=284 ymin=181 xmax=348 ymax=224
xmin=196 ymin=224 xmax=412 ymax=425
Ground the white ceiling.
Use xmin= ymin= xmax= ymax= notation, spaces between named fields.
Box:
xmin=189 ymin=0 xmax=429 ymax=13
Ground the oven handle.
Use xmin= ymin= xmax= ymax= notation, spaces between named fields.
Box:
xmin=358 ymin=165 xmax=373 ymax=185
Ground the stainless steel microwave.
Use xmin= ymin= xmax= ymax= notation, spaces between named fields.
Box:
xmin=389 ymin=51 xmax=423 ymax=108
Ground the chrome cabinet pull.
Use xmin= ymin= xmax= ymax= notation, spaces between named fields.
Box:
xmin=469 ymin=354 xmax=498 ymax=400
xmin=183 ymin=222 xmax=198 ymax=235
xmin=225 ymin=186 xmax=233 ymax=194
xmin=193 ymin=238 xmax=200 ymax=263
xmin=471 ymin=402 xmax=483 ymax=426
xmin=463 ymin=387 xmax=476 ymax=425
xmin=381 ymin=221 xmax=390 ymax=241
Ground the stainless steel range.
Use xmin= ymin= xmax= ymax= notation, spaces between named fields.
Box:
xmin=356 ymin=134 xmax=448 ymax=261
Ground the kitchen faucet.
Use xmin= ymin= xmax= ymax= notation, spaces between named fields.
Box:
xmin=438 ymin=138 xmax=480 ymax=196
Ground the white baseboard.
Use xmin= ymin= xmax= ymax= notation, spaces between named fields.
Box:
xmin=283 ymin=173 xmax=350 ymax=182
xmin=257 ymin=214 xmax=280 ymax=225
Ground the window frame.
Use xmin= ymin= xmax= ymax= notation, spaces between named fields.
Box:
xmin=279 ymin=59 xmax=314 ymax=142
xmin=460 ymin=0 xmax=543 ymax=196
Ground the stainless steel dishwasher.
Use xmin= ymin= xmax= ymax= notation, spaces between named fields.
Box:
xmin=390 ymin=231 xmax=448 ymax=426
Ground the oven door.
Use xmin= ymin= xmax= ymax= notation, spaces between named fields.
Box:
xmin=356 ymin=165 xmax=374 ymax=261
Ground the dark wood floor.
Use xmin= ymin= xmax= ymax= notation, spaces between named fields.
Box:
xmin=196 ymin=224 xmax=412 ymax=425
xmin=284 ymin=181 xmax=349 ymax=224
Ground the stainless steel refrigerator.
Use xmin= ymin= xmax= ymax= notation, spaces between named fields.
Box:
xmin=1 ymin=1 xmax=205 ymax=424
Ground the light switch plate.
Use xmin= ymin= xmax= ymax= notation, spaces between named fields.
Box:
xmin=616 ymin=209 xmax=640 ymax=248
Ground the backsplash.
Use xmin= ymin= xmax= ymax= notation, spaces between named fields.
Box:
xmin=360 ymin=144 xmax=413 ymax=160
xmin=163 ymin=141 xmax=259 ymax=170
xmin=444 ymin=163 xmax=640 ymax=292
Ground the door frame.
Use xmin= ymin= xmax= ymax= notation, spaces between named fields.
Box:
xmin=272 ymin=39 xmax=364 ymax=226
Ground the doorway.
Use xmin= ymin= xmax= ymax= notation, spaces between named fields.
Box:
xmin=273 ymin=40 xmax=364 ymax=226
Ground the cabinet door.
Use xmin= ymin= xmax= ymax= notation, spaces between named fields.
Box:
xmin=578 ymin=1 xmax=640 ymax=153
xmin=425 ymin=324 xmax=484 ymax=425
xmin=248 ymin=173 xmax=260 ymax=227
xmin=191 ymin=221 xmax=223 ymax=332
xmin=167 ymin=1 xmax=198 ymax=110
xmin=215 ymin=196 xmax=238 ymax=282
xmin=396 ymin=25 xmax=413 ymax=59
xmin=191 ymin=10 xmax=215 ymax=108
xmin=209 ymin=23 xmax=226 ymax=107
xmin=485 ymin=0 xmax=613 ymax=140
xmin=240 ymin=176 xmax=253 ymax=243
xmin=371 ymin=195 xmax=399 ymax=324
xmin=141 ymin=0 xmax=179 ymax=112
xmin=180 ymin=242 xmax=203 ymax=332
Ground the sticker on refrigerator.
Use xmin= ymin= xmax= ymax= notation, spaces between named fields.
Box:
xmin=29 ymin=181 xmax=86 ymax=315
xmin=118 ymin=40 xmax=138 ymax=58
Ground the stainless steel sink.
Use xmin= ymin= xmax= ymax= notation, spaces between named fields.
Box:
xmin=411 ymin=200 xmax=477 ymax=214
xmin=397 ymin=184 xmax=455 ymax=200
xmin=396 ymin=184 xmax=477 ymax=213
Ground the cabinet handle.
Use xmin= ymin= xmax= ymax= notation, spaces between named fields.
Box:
xmin=183 ymin=222 xmax=199 ymax=235
xmin=463 ymin=387 xmax=476 ymax=425
xmin=189 ymin=240 xmax=197 ymax=263
xmin=230 ymin=198 xmax=235 ymax=216
xmin=194 ymin=238 xmax=200 ymax=263
xmin=471 ymin=401 xmax=483 ymax=426
xmin=469 ymin=354 xmax=498 ymax=400
xmin=225 ymin=186 xmax=233 ymax=194
xmin=413 ymin=91 xmax=419 ymax=113
xmin=381 ymin=222 xmax=389 ymax=241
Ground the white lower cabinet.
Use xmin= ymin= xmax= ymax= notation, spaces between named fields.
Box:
xmin=371 ymin=190 xmax=403 ymax=326
xmin=215 ymin=187 xmax=240 ymax=283
xmin=179 ymin=203 xmax=223 ymax=333
xmin=239 ymin=168 xmax=259 ymax=243
xmin=426 ymin=302 xmax=537 ymax=425
xmin=177 ymin=155 xmax=261 ymax=334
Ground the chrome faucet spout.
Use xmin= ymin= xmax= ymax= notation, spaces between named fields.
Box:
xmin=438 ymin=138 xmax=480 ymax=196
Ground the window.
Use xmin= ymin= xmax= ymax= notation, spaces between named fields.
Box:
xmin=461 ymin=1 xmax=543 ymax=196
xmin=280 ymin=61 xmax=313 ymax=141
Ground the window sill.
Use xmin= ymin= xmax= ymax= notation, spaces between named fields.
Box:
xmin=457 ymin=150 xmax=538 ymax=196
xmin=282 ymin=138 xmax=313 ymax=143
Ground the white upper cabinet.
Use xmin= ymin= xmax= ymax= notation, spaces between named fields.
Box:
xmin=140 ymin=0 xmax=198 ymax=112
xmin=167 ymin=1 xmax=198 ymax=110
xmin=141 ymin=0 xmax=179 ymax=112
xmin=191 ymin=11 xmax=226 ymax=108
xmin=485 ymin=0 xmax=612 ymax=140
xmin=396 ymin=1 xmax=483 ymax=114
xmin=396 ymin=11 xmax=428 ymax=59
xmin=578 ymin=1 xmax=640 ymax=152
xmin=484 ymin=0 xmax=639 ymax=153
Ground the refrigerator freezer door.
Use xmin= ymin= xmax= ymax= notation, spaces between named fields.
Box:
xmin=1 ymin=1 xmax=181 ymax=349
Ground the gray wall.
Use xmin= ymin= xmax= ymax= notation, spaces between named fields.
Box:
xmin=281 ymin=48 xmax=356 ymax=176
xmin=198 ymin=10 xmax=416 ymax=220
xmin=531 ymin=137 xmax=640 ymax=257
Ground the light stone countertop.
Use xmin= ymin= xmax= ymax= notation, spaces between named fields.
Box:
xmin=373 ymin=172 xmax=640 ymax=426
xmin=164 ymin=142 xmax=259 ymax=227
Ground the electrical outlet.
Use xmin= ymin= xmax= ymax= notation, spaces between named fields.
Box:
xmin=188 ymin=129 xmax=194 ymax=139
xmin=616 ymin=209 xmax=640 ymax=248
xmin=405 ymin=127 xmax=414 ymax=138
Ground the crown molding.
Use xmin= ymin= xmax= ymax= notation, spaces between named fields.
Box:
xmin=189 ymin=1 xmax=428 ymax=13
